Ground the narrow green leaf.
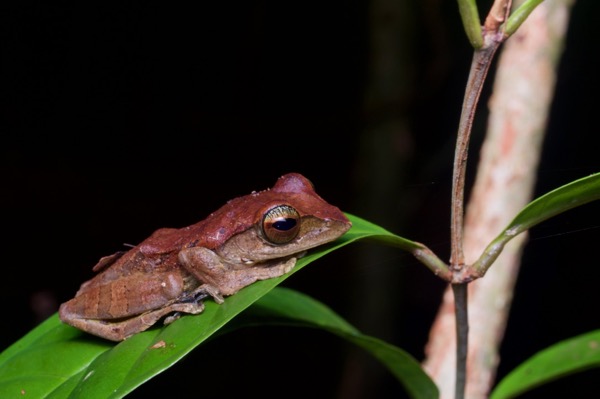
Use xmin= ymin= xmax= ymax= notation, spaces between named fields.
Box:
xmin=503 ymin=0 xmax=545 ymax=37
xmin=490 ymin=330 xmax=600 ymax=399
xmin=473 ymin=173 xmax=600 ymax=275
xmin=456 ymin=0 xmax=483 ymax=48
xmin=251 ymin=287 xmax=439 ymax=399
xmin=0 ymin=214 xmax=429 ymax=398
xmin=507 ymin=173 xmax=600 ymax=234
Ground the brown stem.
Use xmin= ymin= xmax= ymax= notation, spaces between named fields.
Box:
xmin=484 ymin=0 xmax=512 ymax=32
xmin=452 ymin=283 xmax=469 ymax=399
xmin=449 ymin=40 xmax=501 ymax=399
xmin=450 ymin=42 xmax=500 ymax=271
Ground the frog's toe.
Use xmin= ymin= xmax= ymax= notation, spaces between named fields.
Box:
xmin=162 ymin=301 xmax=205 ymax=325
xmin=195 ymin=284 xmax=225 ymax=304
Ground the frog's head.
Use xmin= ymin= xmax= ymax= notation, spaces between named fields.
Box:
xmin=215 ymin=173 xmax=351 ymax=264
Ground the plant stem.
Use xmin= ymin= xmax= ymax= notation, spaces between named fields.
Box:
xmin=484 ymin=0 xmax=512 ymax=32
xmin=452 ymin=283 xmax=469 ymax=399
xmin=450 ymin=43 xmax=500 ymax=272
xmin=450 ymin=34 xmax=501 ymax=399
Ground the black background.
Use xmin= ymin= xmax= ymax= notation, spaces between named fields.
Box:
xmin=2 ymin=2 xmax=600 ymax=398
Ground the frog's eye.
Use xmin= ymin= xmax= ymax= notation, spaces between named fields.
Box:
xmin=262 ymin=205 xmax=301 ymax=245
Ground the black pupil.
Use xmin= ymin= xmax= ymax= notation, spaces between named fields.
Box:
xmin=272 ymin=218 xmax=297 ymax=231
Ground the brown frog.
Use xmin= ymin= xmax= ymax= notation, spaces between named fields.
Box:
xmin=59 ymin=173 xmax=351 ymax=341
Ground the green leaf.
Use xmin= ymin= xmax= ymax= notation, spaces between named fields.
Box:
xmin=472 ymin=172 xmax=600 ymax=275
xmin=505 ymin=173 xmax=600 ymax=234
xmin=0 ymin=315 xmax=112 ymax=399
xmin=250 ymin=287 xmax=439 ymax=399
xmin=490 ymin=330 xmax=600 ymax=399
xmin=456 ymin=0 xmax=483 ymax=48
xmin=0 ymin=213 xmax=427 ymax=398
xmin=503 ymin=0 xmax=545 ymax=37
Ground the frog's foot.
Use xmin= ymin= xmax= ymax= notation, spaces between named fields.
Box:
xmin=164 ymin=283 xmax=226 ymax=324
xmin=161 ymin=301 xmax=204 ymax=325
xmin=178 ymin=283 xmax=225 ymax=305
xmin=164 ymin=285 xmax=225 ymax=324
xmin=194 ymin=283 xmax=225 ymax=304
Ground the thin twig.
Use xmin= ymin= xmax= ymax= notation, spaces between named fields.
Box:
xmin=484 ymin=0 xmax=512 ymax=32
xmin=449 ymin=43 xmax=500 ymax=399
xmin=450 ymin=43 xmax=500 ymax=272
xmin=449 ymin=30 xmax=502 ymax=399
xmin=452 ymin=283 xmax=469 ymax=399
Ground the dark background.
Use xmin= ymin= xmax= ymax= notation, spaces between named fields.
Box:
xmin=2 ymin=2 xmax=600 ymax=398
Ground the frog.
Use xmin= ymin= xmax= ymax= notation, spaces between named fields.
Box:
xmin=58 ymin=173 xmax=352 ymax=341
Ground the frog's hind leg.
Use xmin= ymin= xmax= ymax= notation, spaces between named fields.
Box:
xmin=64 ymin=301 xmax=205 ymax=342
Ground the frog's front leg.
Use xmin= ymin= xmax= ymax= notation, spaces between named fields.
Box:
xmin=178 ymin=247 xmax=297 ymax=298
